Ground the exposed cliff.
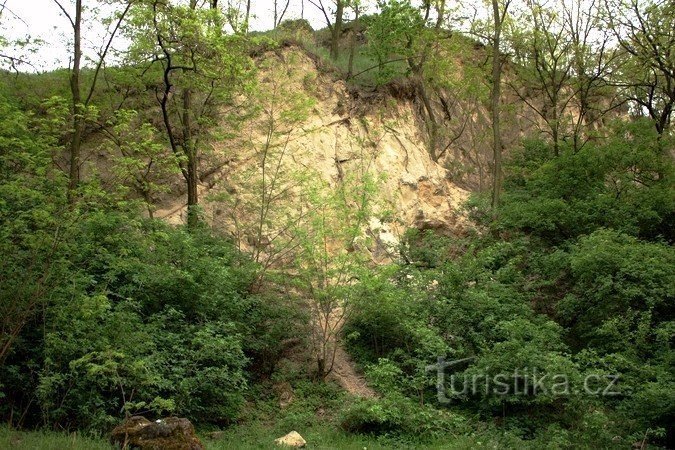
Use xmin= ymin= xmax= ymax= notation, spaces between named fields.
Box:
xmin=154 ymin=46 xmax=472 ymax=261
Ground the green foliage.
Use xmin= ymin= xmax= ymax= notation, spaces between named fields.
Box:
xmin=0 ymin=92 xmax=69 ymax=370
xmin=101 ymin=109 xmax=179 ymax=214
xmin=365 ymin=0 xmax=424 ymax=85
xmin=499 ymin=121 xmax=674 ymax=242
xmin=2 ymin=213 xmax=255 ymax=430
xmin=559 ymin=229 xmax=674 ymax=351
xmin=340 ymin=394 xmax=468 ymax=439
xmin=0 ymin=91 xmax=302 ymax=430
xmin=1 ymin=2 xmax=674 ymax=446
xmin=345 ymin=128 xmax=674 ymax=445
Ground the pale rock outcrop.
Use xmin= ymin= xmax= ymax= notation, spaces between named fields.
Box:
xmin=155 ymin=47 xmax=470 ymax=260
xmin=274 ymin=430 xmax=307 ymax=448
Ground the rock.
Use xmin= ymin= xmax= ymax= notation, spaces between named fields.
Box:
xmin=274 ymin=430 xmax=306 ymax=448
xmin=110 ymin=416 xmax=204 ymax=450
xmin=273 ymin=382 xmax=295 ymax=409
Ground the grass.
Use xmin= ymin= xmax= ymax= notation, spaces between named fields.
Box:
xmin=0 ymin=382 xmax=535 ymax=450
xmin=0 ymin=425 xmax=421 ymax=450
xmin=0 ymin=429 xmax=489 ymax=450
xmin=204 ymin=422 xmax=531 ymax=449
xmin=1 ymin=424 xmax=547 ymax=450
xmin=0 ymin=427 xmax=114 ymax=450
xmin=257 ymin=23 xmax=409 ymax=90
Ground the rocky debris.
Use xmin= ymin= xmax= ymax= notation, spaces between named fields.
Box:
xmin=110 ymin=416 xmax=204 ymax=450
xmin=274 ymin=430 xmax=307 ymax=448
xmin=273 ymin=381 xmax=295 ymax=409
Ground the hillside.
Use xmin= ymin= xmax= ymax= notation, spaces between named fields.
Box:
xmin=154 ymin=46 xmax=470 ymax=253
xmin=1 ymin=1 xmax=674 ymax=449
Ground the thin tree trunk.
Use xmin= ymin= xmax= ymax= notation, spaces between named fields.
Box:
xmin=346 ymin=6 xmax=359 ymax=79
xmin=418 ymin=80 xmax=438 ymax=160
xmin=274 ymin=0 xmax=290 ymax=28
xmin=331 ymin=0 xmax=344 ymax=60
xmin=408 ymin=0 xmax=444 ymax=160
xmin=552 ymin=115 xmax=559 ymax=157
xmin=245 ymin=0 xmax=251 ymax=31
xmin=551 ymin=89 xmax=560 ymax=156
xmin=490 ymin=0 xmax=504 ymax=210
xmin=67 ymin=0 xmax=83 ymax=201
xmin=56 ymin=0 xmax=130 ymax=200
xmin=185 ymin=0 xmax=199 ymax=229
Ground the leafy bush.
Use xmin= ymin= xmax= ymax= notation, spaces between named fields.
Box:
xmin=498 ymin=121 xmax=674 ymax=243
xmin=1 ymin=214 xmax=254 ymax=430
xmin=340 ymin=394 xmax=467 ymax=439
xmin=1 ymin=199 xmax=312 ymax=430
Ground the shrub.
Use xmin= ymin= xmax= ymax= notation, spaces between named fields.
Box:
xmin=340 ymin=394 xmax=467 ymax=439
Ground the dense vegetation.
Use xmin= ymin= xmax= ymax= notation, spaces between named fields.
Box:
xmin=344 ymin=121 xmax=674 ymax=447
xmin=1 ymin=0 xmax=673 ymax=449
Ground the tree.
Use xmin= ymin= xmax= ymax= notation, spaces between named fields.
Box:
xmin=0 ymin=94 xmax=70 ymax=366
xmin=366 ymin=0 xmax=452 ymax=160
xmin=464 ymin=0 xmax=512 ymax=206
xmin=129 ymin=0 xmax=252 ymax=229
xmin=52 ymin=0 xmax=132 ymax=200
xmin=563 ymin=0 xmax=620 ymax=151
xmin=346 ymin=0 xmax=364 ymax=79
xmin=99 ymin=109 xmax=178 ymax=218
xmin=296 ymin=160 xmax=380 ymax=379
xmin=223 ymin=0 xmax=252 ymax=33
xmin=509 ymin=1 xmax=574 ymax=157
xmin=410 ymin=0 xmax=447 ymax=161
xmin=606 ymin=0 xmax=675 ymax=135
xmin=365 ymin=0 xmax=422 ymax=84
xmin=217 ymin=54 xmax=316 ymax=288
xmin=274 ymin=0 xmax=291 ymax=28
xmin=0 ymin=2 xmax=38 ymax=72
xmin=308 ymin=0 xmax=345 ymax=59
xmin=489 ymin=0 xmax=510 ymax=209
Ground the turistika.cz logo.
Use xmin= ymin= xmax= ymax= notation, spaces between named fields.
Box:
xmin=426 ymin=357 xmax=621 ymax=404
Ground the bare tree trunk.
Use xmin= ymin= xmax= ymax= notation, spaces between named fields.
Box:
xmin=408 ymin=0 xmax=444 ymax=160
xmin=54 ymin=0 xmax=130 ymax=201
xmin=490 ymin=0 xmax=506 ymax=210
xmin=331 ymin=0 xmax=344 ymax=60
xmin=346 ymin=6 xmax=359 ymax=79
xmin=418 ymin=81 xmax=438 ymax=160
xmin=274 ymin=0 xmax=290 ymax=28
xmin=184 ymin=0 xmax=201 ymax=229
xmin=552 ymin=108 xmax=559 ymax=157
xmin=67 ymin=0 xmax=83 ymax=202
xmin=183 ymin=88 xmax=200 ymax=230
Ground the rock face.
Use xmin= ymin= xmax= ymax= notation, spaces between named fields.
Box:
xmin=110 ymin=416 xmax=204 ymax=450
xmin=274 ymin=430 xmax=307 ymax=448
xmin=153 ymin=47 xmax=471 ymax=259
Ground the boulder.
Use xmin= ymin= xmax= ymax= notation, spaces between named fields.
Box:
xmin=110 ymin=416 xmax=204 ymax=450
xmin=274 ymin=430 xmax=306 ymax=448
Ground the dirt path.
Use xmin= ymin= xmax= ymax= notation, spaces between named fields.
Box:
xmin=313 ymin=305 xmax=377 ymax=398
xmin=328 ymin=344 xmax=377 ymax=398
